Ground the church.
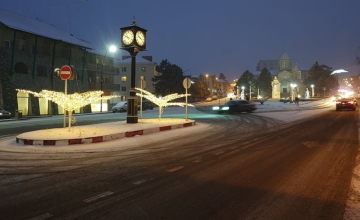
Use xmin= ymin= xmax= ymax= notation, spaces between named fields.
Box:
xmin=256 ymin=51 xmax=309 ymax=100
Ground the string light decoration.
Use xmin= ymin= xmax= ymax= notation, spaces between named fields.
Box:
xmin=135 ymin=88 xmax=193 ymax=120
xmin=16 ymin=89 xmax=119 ymax=130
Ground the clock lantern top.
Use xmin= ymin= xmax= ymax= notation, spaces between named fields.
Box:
xmin=120 ymin=17 xmax=147 ymax=51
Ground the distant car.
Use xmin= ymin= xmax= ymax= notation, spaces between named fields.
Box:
xmin=0 ymin=107 xmax=11 ymax=119
xmin=332 ymin=95 xmax=342 ymax=102
xmin=111 ymin=101 xmax=128 ymax=113
xmin=212 ymin=100 xmax=257 ymax=113
xmin=336 ymin=98 xmax=356 ymax=111
xmin=138 ymin=101 xmax=154 ymax=110
xmin=205 ymin=97 xmax=212 ymax=102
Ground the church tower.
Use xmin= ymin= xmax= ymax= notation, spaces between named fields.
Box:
xmin=279 ymin=50 xmax=291 ymax=71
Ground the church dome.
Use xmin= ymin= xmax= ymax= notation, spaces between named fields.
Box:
xmin=279 ymin=50 xmax=291 ymax=60
xmin=292 ymin=63 xmax=300 ymax=71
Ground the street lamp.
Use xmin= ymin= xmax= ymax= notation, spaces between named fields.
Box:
xmin=100 ymin=45 xmax=117 ymax=112
xmin=205 ymin=74 xmax=209 ymax=93
xmin=290 ymin=83 xmax=297 ymax=102
xmin=311 ymin=84 xmax=314 ymax=97
xmin=241 ymin=86 xmax=245 ymax=100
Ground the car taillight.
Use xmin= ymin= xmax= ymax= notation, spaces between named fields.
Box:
xmin=348 ymin=101 xmax=354 ymax=104
xmin=336 ymin=101 xmax=341 ymax=104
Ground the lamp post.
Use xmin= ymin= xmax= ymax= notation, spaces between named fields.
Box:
xmin=205 ymin=74 xmax=209 ymax=95
xmin=311 ymin=84 xmax=314 ymax=97
xmin=290 ymin=83 xmax=297 ymax=102
xmin=241 ymin=86 xmax=245 ymax=100
xmin=100 ymin=45 xmax=117 ymax=112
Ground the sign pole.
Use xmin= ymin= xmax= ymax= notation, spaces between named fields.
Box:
xmin=140 ymin=79 xmax=143 ymax=119
xmin=186 ymin=87 xmax=188 ymax=120
xmin=63 ymin=79 xmax=67 ymax=128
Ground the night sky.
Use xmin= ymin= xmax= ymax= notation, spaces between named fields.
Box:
xmin=2 ymin=0 xmax=360 ymax=81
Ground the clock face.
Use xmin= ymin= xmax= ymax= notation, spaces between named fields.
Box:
xmin=136 ymin=31 xmax=145 ymax=46
xmin=122 ymin=30 xmax=134 ymax=45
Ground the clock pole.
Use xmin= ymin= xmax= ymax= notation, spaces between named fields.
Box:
xmin=120 ymin=17 xmax=147 ymax=124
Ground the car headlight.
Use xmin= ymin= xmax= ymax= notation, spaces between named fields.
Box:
xmin=213 ymin=106 xmax=220 ymax=110
xmin=222 ymin=106 xmax=229 ymax=110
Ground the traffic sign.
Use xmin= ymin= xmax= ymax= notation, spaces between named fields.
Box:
xmin=60 ymin=65 xmax=72 ymax=80
xmin=183 ymin=78 xmax=191 ymax=89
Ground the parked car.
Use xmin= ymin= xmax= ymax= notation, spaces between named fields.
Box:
xmin=205 ymin=97 xmax=212 ymax=102
xmin=111 ymin=101 xmax=128 ymax=113
xmin=212 ymin=95 xmax=218 ymax=100
xmin=212 ymin=100 xmax=257 ymax=113
xmin=0 ymin=107 xmax=12 ymax=119
xmin=336 ymin=98 xmax=357 ymax=111
xmin=138 ymin=101 xmax=154 ymax=110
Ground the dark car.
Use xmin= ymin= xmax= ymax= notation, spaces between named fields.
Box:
xmin=336 ymin=98 xmax=357 ymax=111
xmin=0 ymin=107 xmax=12 ymax=119
xmin=138 ymin=101 xmax=154 ymax=110
xmin=212 ymin=100 xmax=257 ymax=113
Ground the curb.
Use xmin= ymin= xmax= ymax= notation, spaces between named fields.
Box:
xmin=16 ymin=121 xmax=196 ymax=146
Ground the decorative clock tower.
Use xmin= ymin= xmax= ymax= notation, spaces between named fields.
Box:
xmin=120 ymin=17 xmax=147 ymax=123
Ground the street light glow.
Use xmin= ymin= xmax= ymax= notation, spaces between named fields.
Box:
xmin=109 ymin=45 xmax=117 ymax=53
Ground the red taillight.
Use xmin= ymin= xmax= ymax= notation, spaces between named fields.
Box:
xmin=336 ymin=101 xmax=341 ymax=104
xmin=348 ymin=101 xmax=354 ymax=104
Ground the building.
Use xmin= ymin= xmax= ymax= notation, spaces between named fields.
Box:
xmin=0 ymin=9 xmax=122 ymax=116
xmin=257 ymin=51 xmax=309 ymax=99
xmin=112 ymin=59 xmax=158 ymax=108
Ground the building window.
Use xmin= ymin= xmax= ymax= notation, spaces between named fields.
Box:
xmin=4 ymin=41 xmax=11 ymax=49
xmin=141 ymin=67 xmax=146 ymax=72
xmin=283 ymin=88 xmax=287 ymax=93
xmin=14 ymin=62 xmax=28 ymax=74
xmin=122 ymin=67 xmax=127 ymax=72
xmin=36 ymin=65 xmax=47 ymax=77
xmin=121 ymin=76 xmax=127 ymax=81
xmin=121 ymin=86 xmax=126 ymax=91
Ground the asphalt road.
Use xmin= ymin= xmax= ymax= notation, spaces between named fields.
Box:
xmin=0 ymin=107 xmax=358 ymax=220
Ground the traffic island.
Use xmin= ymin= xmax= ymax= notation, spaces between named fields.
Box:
xmin=15 ymin=119 xmax=196 ymax=146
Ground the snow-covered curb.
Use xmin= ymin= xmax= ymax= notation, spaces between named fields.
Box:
xmin=16 ymin=119 xmax=195 ymax=146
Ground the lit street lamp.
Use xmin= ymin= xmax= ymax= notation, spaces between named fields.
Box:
xmin=290 ymin=83 xmax=297 ymax=102
xmin=100 ymin=45 xmax=117 ymax=112
xmin=311 ymin=84 xmax=315 ymax=97
xmin=241 ymin=86 xmax=245 ymax=100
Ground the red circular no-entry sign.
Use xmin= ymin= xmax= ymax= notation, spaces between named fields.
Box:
xmin=60 ymin=65 xmax=72 ymax=80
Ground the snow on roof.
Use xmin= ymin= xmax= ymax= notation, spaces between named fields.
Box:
xmin=0 ymin=9 xmax=93 ymax=49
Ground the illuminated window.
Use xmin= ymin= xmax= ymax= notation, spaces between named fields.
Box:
xmin=121 ymin=76 xmax=127 ymax=81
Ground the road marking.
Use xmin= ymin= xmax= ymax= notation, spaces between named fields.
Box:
xmin=28 ymin=213 xmax=53 ymax=220
xmin=83 ymin=191 xmax=114 ymax=203
xmin=302 ymin=141 xmax=317 ymax=149
xmin=167 ymin=166 xmax=184 ymax=172
xmin=133 ymin=178 xmax=152 ymax=185
xmin=214 ymin=151 xmax=224 ymax=155
xmin=192 ymin=158 xmax=202 ymax=163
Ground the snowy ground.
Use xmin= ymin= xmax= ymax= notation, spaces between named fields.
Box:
xmin=1 ymin=98 xmax=359 ymax=219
